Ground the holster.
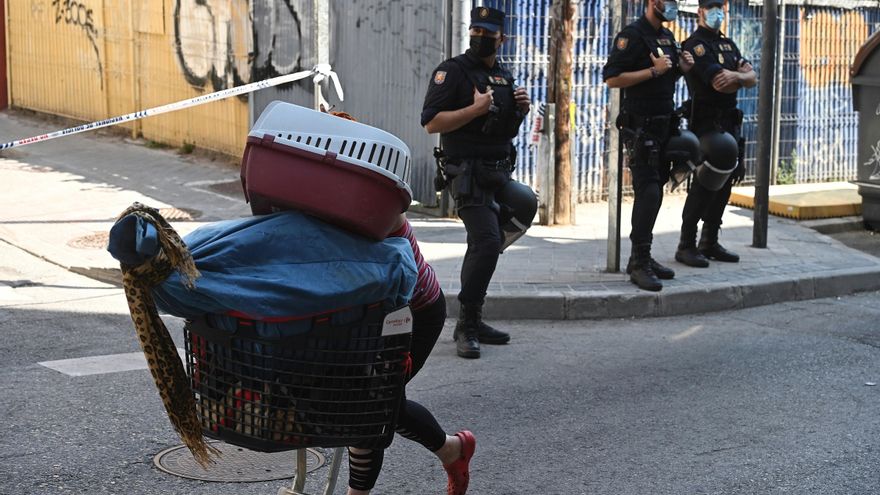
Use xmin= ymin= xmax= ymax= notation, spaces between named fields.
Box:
xmin=617 ymin=111 xmax=672 ymax=170
xmin=433 ymin=147 xmax=448 ymax=192
xmin=445 ymin=160 xmax=473 ymax=201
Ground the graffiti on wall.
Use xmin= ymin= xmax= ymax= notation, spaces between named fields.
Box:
xmin=174 ymin=0 xmax=305 ymax=92
xmin=51 ymin=0 xmax=103 ymax=86
xmin=863 ymin=138 xmax=880 ymax=180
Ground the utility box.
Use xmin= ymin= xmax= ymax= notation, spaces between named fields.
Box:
xmin=851 ymin=32 xmax=880 ymax=230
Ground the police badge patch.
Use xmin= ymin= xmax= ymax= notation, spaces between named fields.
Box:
xmin=434 ymin=71 xmax=447 ymax=85
xmin=480 ymin=7 xmax=489 ymax=18
xmin=694 ymin=44 xmax=706 ymax=57
xmin=617 ymin=37 xmax=629 ymax=50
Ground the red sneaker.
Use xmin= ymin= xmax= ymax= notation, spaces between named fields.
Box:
xmin=443 ymin=430 xmax=476 ymax=495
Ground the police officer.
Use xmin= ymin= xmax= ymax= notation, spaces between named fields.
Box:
xmin=422 ymin=6 xmax=531 ymax=359
xmin=676 ymin=0 xmax=757 ymax=267
xmin=603 ymin=0 xmax=694 ymax=291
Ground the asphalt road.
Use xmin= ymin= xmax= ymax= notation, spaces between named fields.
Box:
xmin=1 ymin=239 xmax=879 ymax=495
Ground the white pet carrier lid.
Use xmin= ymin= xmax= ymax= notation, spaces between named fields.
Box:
xmin=250 ymin=101 xmax=413 ymax=198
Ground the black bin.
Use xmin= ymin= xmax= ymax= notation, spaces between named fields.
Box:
xmin=851 ymin=32 xmax=880 ymax=229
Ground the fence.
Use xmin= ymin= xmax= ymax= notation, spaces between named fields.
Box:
xmin=477 ymin=0 xmax=880 ymax=202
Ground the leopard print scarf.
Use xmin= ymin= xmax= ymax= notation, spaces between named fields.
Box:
xmin=116 ymin=203 xmax=219 ymax=467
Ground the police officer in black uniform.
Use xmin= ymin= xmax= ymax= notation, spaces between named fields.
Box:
xmin=422 ymin=6 xmax=531 ymax=359
xmin=676 ymin=0 xmax=757 ymax=267
xmin=603 ymin=0 xmax=694 ymax=291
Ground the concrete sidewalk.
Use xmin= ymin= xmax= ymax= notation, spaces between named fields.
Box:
xmin=1 ymin=109 xmax=878 ymax=319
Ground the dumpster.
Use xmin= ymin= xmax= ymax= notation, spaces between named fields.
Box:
xmin=851 ymin=32 xmax=880 ymax=230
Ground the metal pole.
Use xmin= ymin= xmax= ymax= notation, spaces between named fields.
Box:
xmin=439 ymin=0 xmax=454 ymax=214
xmin=313 ymin=0 xmax=330 ymax=111
xmin=606 ymin=0 xmax=624 ymax=272
xmin=753 ymin=0 xmax=778 ymax=248
xmin=127 ymin=1 xmax=141 ymax=138
xmin=769 ymin=0 xmax=786 ymax=186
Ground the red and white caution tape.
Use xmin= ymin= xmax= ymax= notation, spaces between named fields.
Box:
xmin=0 ymin=64 xmax=344 ymax=150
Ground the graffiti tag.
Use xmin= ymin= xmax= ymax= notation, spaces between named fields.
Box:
xmin=51 ymin=0 xmax=103 ymax=85
xmin=863 ymin=138 xmax=880 ymax=181
xmin=174 ymin=0 xmax=304 ymax=92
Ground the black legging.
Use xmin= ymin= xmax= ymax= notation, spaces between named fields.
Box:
xmin=348 ymin=292 xmax=448 ymax=491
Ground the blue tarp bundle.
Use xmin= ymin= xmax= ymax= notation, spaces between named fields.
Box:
xmin=108 ymin=210 xmax=417 ymax=320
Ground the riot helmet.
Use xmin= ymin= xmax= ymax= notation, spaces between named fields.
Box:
xmin=665 ymin=129 xmax=701 ymax=191
xmin=696 ymin=130 xmax=739 ymax=191
xmin=495 ymin=180 xmax=538 ymax=252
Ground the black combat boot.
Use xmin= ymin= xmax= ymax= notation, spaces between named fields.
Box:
xmin=699 ymin=224 xmax=740 ymax=262
xmin=675 ymin=227 xmax=710 ymax=268
xmin=470 ymin=304 xmax=510 ymax=344
xmin=453 ymin=306 xmax=481 ymax=359
xmin=627 ymin=243 xmax=663 ymax=292
xmin=454 ymin=305 xmax=510 ymax=348
xmin=627 ymin=254 xmax=675 ymax=280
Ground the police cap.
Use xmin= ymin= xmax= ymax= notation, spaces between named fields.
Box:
xmin=698 ymin=0 xmax=724 ymax=7
xmin=470 ymin=6 xmax=505 ymax=33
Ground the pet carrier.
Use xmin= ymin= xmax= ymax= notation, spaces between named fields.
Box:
xmin=240 ymin=101 xmax=413 ymax=240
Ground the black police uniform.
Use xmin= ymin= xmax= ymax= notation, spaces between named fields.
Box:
xmin=421 ymin=7 xmax=525 ymax=358
xmin=603 ymin=15 xmax=682 ymax=291
xmin=678 ymin=22 xmax=748 ymax=265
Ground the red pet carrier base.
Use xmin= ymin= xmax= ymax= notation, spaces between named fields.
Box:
xmin=241 ymin=135 xmax=411 ymax=240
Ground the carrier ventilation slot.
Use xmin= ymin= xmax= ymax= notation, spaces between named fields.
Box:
xmin=376 ymin=146 xmax=386 ymax=169
xmin=296 ymin=135 xmax=303 ymax=143
xmin=357 ymin=142 xmax=366 ymax=160
xmin=305 ymin=136 xmax=312 ymax=145
xmin=392 ymin=150 xmax=400 ymax=174
xmin=367 ymin=144 xmax=377 ymax=164
xmin=324 ymin=138 xmax=332 ymax=150
xmin=340 ymin=140 xmax=348 ymax=155
xmin=386 ymin=149 xmax=395 ymax=171
xmin=315 ymin=137 xmax=322 ymax=148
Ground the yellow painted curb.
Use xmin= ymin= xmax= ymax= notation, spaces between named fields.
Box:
xmin=729 ymin=183 xmax=861 ymax=220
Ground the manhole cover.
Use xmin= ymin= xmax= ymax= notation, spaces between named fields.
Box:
xmin=67 ymin=231 xmax=110 ymax=249
xmin=157 ymin=207 xmax=200 ymax=221
xmin=153 ymin=441 xmax=325 ymax=482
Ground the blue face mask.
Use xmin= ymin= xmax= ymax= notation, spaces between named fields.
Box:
xmin=706 ymin=7 xmax=724 ymax=30
xmin=657 ymin=1 xmax=678 ymax=22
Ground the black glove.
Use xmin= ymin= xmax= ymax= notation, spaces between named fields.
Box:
xmin=731 ymin=136 xmax=746 ymax=185
xmin=731 ymin=162 xmax=746 ymax=185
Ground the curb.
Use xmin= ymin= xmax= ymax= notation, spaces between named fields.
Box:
xmin=461 ymin=266 xmax=880 ymax=320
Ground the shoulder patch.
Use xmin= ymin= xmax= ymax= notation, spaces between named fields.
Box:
xmin=718 ymin=53 xmax=725 ymax=64
xmin=616 ymin=37 xmax=629 ymax=50
xmin=434 ymin=71 xmax=447 ymax=85
xmin=657 ymin=38 xmax=672 ymax=46
xmin=694 ymin=44 xmax=706 ymax=57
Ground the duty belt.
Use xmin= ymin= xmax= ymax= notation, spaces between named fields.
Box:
xmin=691 ymin=105 xmax=743 ymax=125
xmin=479 ymin=158 xmax=513 ymax=170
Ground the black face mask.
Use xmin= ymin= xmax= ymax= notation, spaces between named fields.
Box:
xmin=469 ymin=35 xmax=498 ymax=57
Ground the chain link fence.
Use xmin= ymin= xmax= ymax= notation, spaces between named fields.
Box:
xmin=477 ymin=0 xmax=880 ymax=202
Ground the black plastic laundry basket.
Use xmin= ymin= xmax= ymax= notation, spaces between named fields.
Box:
xmin=183 ymin=301 xmax=412 ymax=453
